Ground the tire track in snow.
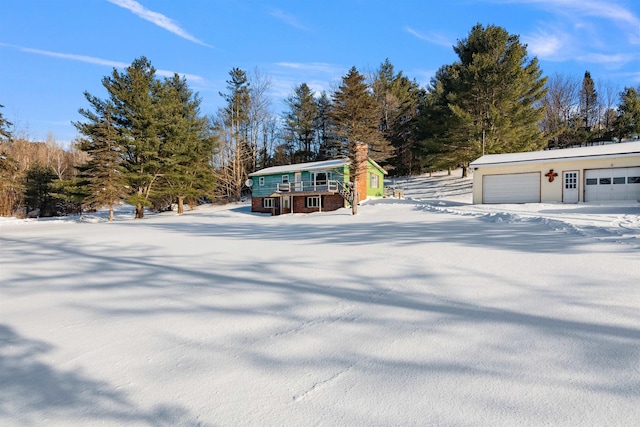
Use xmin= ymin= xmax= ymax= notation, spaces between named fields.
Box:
xmin=413 ymin=199 xmax=640 ymax=249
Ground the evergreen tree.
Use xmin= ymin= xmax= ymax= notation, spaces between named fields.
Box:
xmin=315 ymin=91 xmax=334 ymax=160
xmin=214 ymin=68 xmax=253 ymax=202
xmin=283 ymin=83 xmax=318 ymax=163
xmin=0 ymin=104 xmax=12 ymax=141
xmin=419 ymin=24 xmax=548 ymax=176
xmin=331 ymin=66 xmax=388 ymax=161
xmin=75 ymin=99 xmax=126 ymax=222
xmin=102 ymin=57 xmax=163 ymax=218
xmin=579 ymin=71 xmax=598 ymax=131
xmin=156 ymin=74 xmax=216 ymax=214
xmin=24 ymin=162 xmax=57 ymax=217
xmin=331 ymin=66 xmax=386 ymax=214
xmin=614 ymin=87 xmax=640 ymax=140
xmin=414 ymin=66 xmax=463 ymax=174
xmin=372 ymin=59 xmax=423 ymax=174
xmin=77 ymin=57 xmax=214 ymax=218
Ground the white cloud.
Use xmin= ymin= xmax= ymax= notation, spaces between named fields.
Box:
xmin=499 ymin=0 xmax=640 ymax=43
xmin=268 ymin=8 xmax=309 ymax=31
xmin=523 ymin=30 xmax=565 ymax=59
xmin=3 ymin=43 xmax=130 ymax=68
xmin=577 ymin=52 xmax=637 ymax=68
xmin=275 ymin=62 xmax=343 ymax=75
xmin=107 ymin=0 xmax=212 ymax=47
xmin=1 ymin=43 xmax=205 ymax=84
xmin=404 ymin=27 xmax=454 ymax=48
xmin=267 ymin=63 xmax=346 ymax=102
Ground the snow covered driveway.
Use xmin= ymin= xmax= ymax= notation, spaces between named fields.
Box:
xmin=1 ymin=196 xmax=639 ymax=425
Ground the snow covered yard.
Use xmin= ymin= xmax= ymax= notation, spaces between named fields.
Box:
xmin=1 ymin=173 xmax=639 ymax=426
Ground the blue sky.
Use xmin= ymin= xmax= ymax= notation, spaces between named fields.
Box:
xmin=1 ymin=0 xmax=639 ymax=144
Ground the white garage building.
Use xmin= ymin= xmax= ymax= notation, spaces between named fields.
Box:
xmin=470 ymin=141 xmax=640 ymax=204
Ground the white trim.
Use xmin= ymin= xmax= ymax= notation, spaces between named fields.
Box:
xmin=263 ymin=198 xmax=274 ymax=208
xmin=248 ymin=157 xmax=388 ymax=177
xmin=471 ymin=141 xmax=640 ymax=168
xmin=249 ymin=159 xmax=348 ymax=176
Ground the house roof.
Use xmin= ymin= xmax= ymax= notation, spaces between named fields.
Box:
xmin=470 ymin=141 xmax=640 ymax=168
xmin=249 ymin=157 xmax=387 ymax=176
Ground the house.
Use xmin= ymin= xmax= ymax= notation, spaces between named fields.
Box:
xmin=469 ymin=141 xmax=640 ymax=204
xmin=248 ymin=145 xmax=387 ymax=214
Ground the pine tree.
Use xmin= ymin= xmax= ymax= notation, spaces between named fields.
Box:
xmin=579 ymin=71 xmax=598 ymax=131
xmin=284 ymin=83 xmax=318 ymax=163
xmin=77 ymin=57 xmax=214 ymax=218
xmin=24 ymin=162 xmax=57 ymax=217
xmin=419 ymin=24 xmax=548 ymax=176
xmin=331 ymin=67 xmax=386 ymax=214
xmin=156 ymin=74 xmax=216 ymax=214
xmin=315 ymin=92 xmax=335 ymax=160
xmin=97 ymin=57 xmax=164 ymax=218
xmin=0 ymin=104 xmax=12 ymax=141
xmin=372 ymin=59 xmax=423 ymax=174
xmin=214 ymin=68 xmax=253 ymax=202
xmin=614 ymin=87 xmax=640 ymax=140
xmin=75 ymin=99 xmax=126 ymax=222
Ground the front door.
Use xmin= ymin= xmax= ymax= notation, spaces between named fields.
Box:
xmin=563 ymin=171 xmax=579 ymax=203
xmin=294 ymin=172 xmax=302 ymax=191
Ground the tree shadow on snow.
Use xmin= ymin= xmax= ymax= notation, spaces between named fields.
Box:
xmin=0 ymin=324 xmax=208 ymax=425
xmin=118 ymin=211 xmax=625 ymax=254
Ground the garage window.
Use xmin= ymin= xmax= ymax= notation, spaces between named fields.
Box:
xmin=586 ymin=178 xmax=597 ymax=185
xmin=629 ymin=176 xmax=640 ymax=184
xmin=599 ymin=178 xmax=611 ymax=185
xmin=613 ymin=177 xmax=626 ymax=184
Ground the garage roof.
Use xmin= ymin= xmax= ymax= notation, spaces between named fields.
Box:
xmin=471 ymin=141 xmax=640 ymax=168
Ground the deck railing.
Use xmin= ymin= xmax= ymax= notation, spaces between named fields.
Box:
xmin=276 ymin=180 xmax=341 ymax=193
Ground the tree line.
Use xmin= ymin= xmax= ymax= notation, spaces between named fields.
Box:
xmin=1 ymin=24 xmax=639 ymax=218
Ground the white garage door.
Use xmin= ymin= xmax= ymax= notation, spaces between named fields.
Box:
xmin=585 ymin=167 xmax=640 ymax=201
xmin=483 ymin=173 xmax=541 ymax=204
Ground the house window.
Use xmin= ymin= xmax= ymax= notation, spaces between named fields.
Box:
xmin=259 ymin=177 xmax=265 ymax=186
xmin=370 ymin=173 xmax=379 ymax=188
xmin=306 ymin=196 xmax=321 ymax=208
xmin=314 ymin=172 xmax=327 ymax=185
xmin=263 ymin=198 xmax=274 ymax=208
xmin=282 ymin=175 xmax=289 ymax=184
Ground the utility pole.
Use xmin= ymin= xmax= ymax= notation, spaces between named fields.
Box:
xmin=482 ymin=129 xmax=485 ymax=156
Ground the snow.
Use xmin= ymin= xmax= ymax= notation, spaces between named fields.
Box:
xmin=1 ymin=172 xmax=639 ymax=426
xmin=470 ymin=140 xmax=640 ymax=167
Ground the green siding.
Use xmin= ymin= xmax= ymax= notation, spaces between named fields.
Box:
xmin=251 ymin=167 xmax=348 ymax=197
xmin=366 ymin=163 xmax=386 ymax=197
xmin=250 ymin=159 xmax=386 ymax=199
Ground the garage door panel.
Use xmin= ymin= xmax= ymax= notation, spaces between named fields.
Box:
xmin=483 ymin=173 xmax=540 ymax=204
xmin=585 ymin=167 xmax=640 ymax=202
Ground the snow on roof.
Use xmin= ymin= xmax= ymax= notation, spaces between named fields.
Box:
xmin=248 ymin=158 xmax=349 ymax=177
xmin=470 ymin=141 xmax=640 ymax=168
xmin=248 ymin=157 xmax=388 ymax=176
